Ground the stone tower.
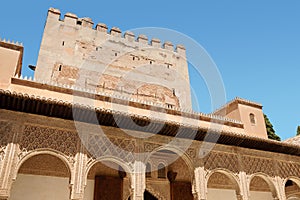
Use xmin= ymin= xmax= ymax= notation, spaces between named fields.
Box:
xmin=35 ymin=8 xmax=192 ymax=109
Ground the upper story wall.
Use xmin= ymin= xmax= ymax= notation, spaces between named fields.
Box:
xmin=213 ymin=98 xmax=268 ymax=139
xmin=0 ymin=39 xmax=23 ymax=88
xmin=35 ymin=8 xmax=192 ymax=109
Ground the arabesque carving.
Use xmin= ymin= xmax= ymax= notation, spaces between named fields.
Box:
xmin=20 ymin=124 xmax=79 ymax=157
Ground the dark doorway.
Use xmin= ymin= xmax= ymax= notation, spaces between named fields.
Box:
xmin=144 ymin=191 xmax=158 ymax=200
xmin=94 ymin=176 xmax=123 ymax=200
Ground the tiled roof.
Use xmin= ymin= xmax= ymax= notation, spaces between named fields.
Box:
xmin=285 ymin=136 xmax=300 ymax=146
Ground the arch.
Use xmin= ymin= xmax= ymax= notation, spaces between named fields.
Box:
xmin=284 ymin=177 xmax=300 ymax=188
xmin=85 ymin=155 xmax=132 ymax=187
xmin=249 ymin=172 xmax=279 ymax=199
xmin=206 ymin=168 xmax=241 ymax=194
xmin=145 ymin=145 xmax=194 ymax=182
xmin=284 ymin=177 xmax=300 ymax=200
xmin=157 ymin=163 xmax=166 ymax=178
xmin=13 ymin=149 xmax=73 ymax=181
xmin=11 ymin=149 xmax=72 ymax=200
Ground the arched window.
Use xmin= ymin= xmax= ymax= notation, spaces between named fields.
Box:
xmin=157 ymin=163 xmax=166 ymax=178
xmin=250 ymin=113 xmax=256 ymax=124
xmin=146 ymin=163 xmax=151 ymax=178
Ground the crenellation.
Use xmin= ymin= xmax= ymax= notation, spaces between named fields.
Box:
xmin=137 ymin=34 xmax=148 ymax=45
xmin=44 ymin=8 xmax=187 ymax=55
xmin=0 ymin=37 xmax=23 ymax=47
xmin=151 ymin=38 xmax=161 ymax=48
xmin=124 ymin=31 xmax=135 ymax=42
xmin=96 ymin=23 xmax=108 ymax=32
xmin=163 ymin=41 xmax=174 ymax=51
xmin=64 ymin=13 xmax=78 ymax=26
xmin=81 ymin=17 xmax=94 ymax=28
xmin=48 ymin=7 xmax=61 ymax=21
xmin=110 ymin=27 xmax=122 ymax=37
xmin=175 ymin=44 xmax=186 ymax=56
xmin=48 ymin=7 xmax=61 ymax=15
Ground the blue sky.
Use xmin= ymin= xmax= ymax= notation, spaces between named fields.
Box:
xmin=1 ymin=1 xmax=299 ymax=140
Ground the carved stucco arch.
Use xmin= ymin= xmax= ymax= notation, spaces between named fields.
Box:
xmin=284 ymin=176 xmax=300 ymax=188
xmin=13 ymin=148 xmax=73 ymax=181
xmin=206 ymin=168 xmax=241 ymax=195
xmin=283 ymin=176 xmax=300 ymax=199
xmin=145 ymin=145 xmax=194 ymax=182
xmin=249 ymin=172 xmax=279 ymax=199
xmin=85 ymin=155 xmax=133 ymax=188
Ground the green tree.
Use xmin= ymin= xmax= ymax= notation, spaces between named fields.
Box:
xmin=297 ymin=126 xmax=300 ymax=136
xmin=264 ymin=114 xmax=281 ymax=141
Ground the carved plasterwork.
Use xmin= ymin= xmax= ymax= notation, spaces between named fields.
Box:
xmin=18 ymin=154 xmax=70 ymax=177
xmin=20 ymin=124 xmax=78 ymax=157
xmin=0 ymin=121 xmax=13 ymax=164
xmin=207 ymin=172 xmax=236 ymax=189
xmin=242 ymin=156 xmax=274 ymax=176
xmin=186 ymin=148 xmax=196 ymax=159
xmin=278 ymin=161 xmax=300 ymax=178
xmin=250 ymin=176 xmax=270 ymax=192
xmin=144 ymin=142 xmax=161 ymax=153
xmin=0 ymin=121 xmax=13 ymax=147
xmin=204 ymin=151 xmax=239 ymax=173
xmin=168 ymin=156 xmax=191 ymax=182
xmin=0 ymin=147 xmax=5 ymax=162
xmin=85 ymin=135 xmax=135 ymax=163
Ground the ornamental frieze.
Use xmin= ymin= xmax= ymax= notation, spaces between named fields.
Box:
xmin=20 ymin=124 xmax=79 ymax=157
xmin=204 ymin=151 xmax=239 ymax=173
xmin=277 ymin=161 xmax=300 ymax=178
xmin=85 ymin=134 xmax=136 ymax=163
xmin=242 ymin=156 xmax=274 ymax=176
xmin=0 ymin=121 xmax=13 ymax=147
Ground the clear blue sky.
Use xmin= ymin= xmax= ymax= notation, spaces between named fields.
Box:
xmin=1 ymin=0 xmax=299 ymax=140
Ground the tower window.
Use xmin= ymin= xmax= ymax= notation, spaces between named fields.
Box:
xmin=115 ymin=52 xmax=118 ymax=56
xmin=150 ymin=60 xmax=153 ymax=64
xmin=62 ymin=41 xmax=65 ymax=46
xmin=250 ymin=113 xmax=256 ymax=124
xmin=166 ymin=63 xmax=172 ymax=69
xmin=58 ymin=65 xmax=62 ymax=71
xmin=172 ymin=89 xmax=176 ymax=96
xmin=157 ymin=163 xmax=166 ymax=178
xmin=166 ymin=104 xmax=174 ymax=109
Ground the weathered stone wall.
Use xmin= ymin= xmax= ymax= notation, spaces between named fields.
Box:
xmin=35 ymin=8 xmax=192 ymax=109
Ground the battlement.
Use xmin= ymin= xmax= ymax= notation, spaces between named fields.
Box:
xmin=47 ymin=8 xmax=186 ymax=54
xmin=35 ymin=8 xmax=192 ymax=109
xmin=0 ymin=37 xmax=23 ymax=47
xmin=0 ymin=38 xmax=23 ymax=88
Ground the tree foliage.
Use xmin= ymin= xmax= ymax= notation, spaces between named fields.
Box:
xmin=264 ymin=114 xmax=281 ymax=141
xmin=297 ymin=126 xmax=300 ymax=136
